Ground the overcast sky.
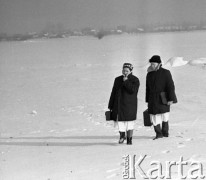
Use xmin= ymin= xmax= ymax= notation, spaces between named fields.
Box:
xmin=1 ymin=0 xmax=206 ymax=34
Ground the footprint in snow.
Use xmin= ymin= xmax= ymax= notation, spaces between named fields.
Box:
xmin=191 ymin=154 xmax=201 ymax=159
xmin=177 ymin=145 xmax=186 ymax=148
xmin=106 ymin=168 xmax=120 ymax=173
xmin=30 ymin=110 xmax=37 ymax=115
xmin=49 ymin=130 xmax=56 ymax=133
xmin=176 ymin=135 xmax=183 ymax=138
xmin=162 ymin=150 xmax=171 ymax=154
xmin=86 ymin=117 xmax=92 ymax=121
xmin=106 ymin=173 xmax=120 ymax=179
xmin=119 ymin=162 xmax=125 ymax=166
xmin=76 ymin=105 xmax=84 ymax=109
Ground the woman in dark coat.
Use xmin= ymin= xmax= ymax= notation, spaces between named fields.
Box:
xmin=108 ymin=63 xmax=140 ymax=145
xmin=146 ymin=55 xmax=177 ymax=140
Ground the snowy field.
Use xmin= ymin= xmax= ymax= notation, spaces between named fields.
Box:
xmin=0 ymin=31 xmax=206 ymax=180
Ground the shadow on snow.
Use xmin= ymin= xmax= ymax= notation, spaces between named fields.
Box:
xmin=0 ymin=135 xmax=151 ymax=147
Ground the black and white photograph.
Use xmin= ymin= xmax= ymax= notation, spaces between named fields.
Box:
xmin=0 ymin=0 xmax=206 ymax=179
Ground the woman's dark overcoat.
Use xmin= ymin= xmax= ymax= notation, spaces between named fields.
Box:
xmin=108 ymin=73 xmax=140 ymax=121
xmin=146 ymin=67 xmax=177 ymax=115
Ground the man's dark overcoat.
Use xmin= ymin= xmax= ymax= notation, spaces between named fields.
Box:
xmin=146 ymin=67 xmax=177 ymax=115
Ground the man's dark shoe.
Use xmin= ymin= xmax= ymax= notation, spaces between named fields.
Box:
xmin=119 ymin=132 xmax=126 ymax=144
xmin=127 ymin=137 xmax=132 ymax=145
xmin=153 ymin=124 xmax=163 ymax=140
xmin=162 ymin=121 xmax=169 ymax=137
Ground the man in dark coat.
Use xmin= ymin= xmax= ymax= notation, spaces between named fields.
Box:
xmin=146 ymin=55 xmax=177 ymax=140
xmin=108 ymin=63 xmax=140 ymax=145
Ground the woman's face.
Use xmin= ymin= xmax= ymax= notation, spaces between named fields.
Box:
xmin=122 ymin=68 xmax=131 ymax=76
xmin=150 ymin=62 xmax=159 ymax=70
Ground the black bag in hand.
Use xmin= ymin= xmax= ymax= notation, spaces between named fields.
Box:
xmin=143 ymin=109 xmax=152 ymax=126
xmin=105 ymin=111 xmax=112 ymax=121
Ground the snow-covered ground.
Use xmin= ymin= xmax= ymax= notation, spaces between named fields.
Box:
xmin=0 ymin=31 xmax=206 ymax=180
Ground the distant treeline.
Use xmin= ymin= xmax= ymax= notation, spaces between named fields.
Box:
xmin=1 ymin=23 xmax=206 ymax=41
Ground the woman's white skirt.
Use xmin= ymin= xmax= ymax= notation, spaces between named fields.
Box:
xmin=114 ymin=115 xmax=135 ymax=131
xmin=150 ymin=112 xmax=170 ymax=126
xmin=117 ymin=121 xmax=135 ymax=131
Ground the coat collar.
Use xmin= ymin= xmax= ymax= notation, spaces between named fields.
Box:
xmin=122 ymin=72 xmax=133 ymax=77
xmin=127 ymin=72 xmax=133 ymax=77
xmin=147 ymin=64 xmax=162 ymax=73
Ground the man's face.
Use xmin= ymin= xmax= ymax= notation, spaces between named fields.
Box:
xmin=151 ymin=62 xmax=159 ymax=70
xmin=122 ymin=68 xmax=131 ymax=76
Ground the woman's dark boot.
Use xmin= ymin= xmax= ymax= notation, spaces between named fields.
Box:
xmin=119 ymin=131 xmax=126 ymax=144
xmin=126 ymin=130 xmax=133 ymax=145
xmin=153 ymin=124 xmax=163 ymax=140
xmin=162 ymin=121 xmax=169 ymax=137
